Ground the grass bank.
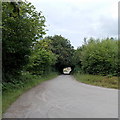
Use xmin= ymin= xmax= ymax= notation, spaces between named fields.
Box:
xmin=2 ymin=72 xmax=58 ymax=114
xmin=73 ymin=73 xmax=118 ymax=89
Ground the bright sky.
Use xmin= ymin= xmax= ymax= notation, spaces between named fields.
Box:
xmin=28 ymin=0 xmax=118 ymax=48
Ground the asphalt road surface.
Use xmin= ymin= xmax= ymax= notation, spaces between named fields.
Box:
xmin=3 ymin=75 xmax=118 ymax=118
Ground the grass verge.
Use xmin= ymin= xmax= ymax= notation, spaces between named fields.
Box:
xmin=2 ymin=72 xmax=58 ymax=114
xmin=73 ymin=73 xmax=118 ymax=89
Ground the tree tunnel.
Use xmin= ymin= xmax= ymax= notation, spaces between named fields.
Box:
xmin=55 ymin=63 xmax=75 ymax=74
xmin=46 ymin=35 xmax=75 ymax=75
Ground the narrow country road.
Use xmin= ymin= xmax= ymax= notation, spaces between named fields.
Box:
xmin=3 ymin=75 xmax=118 ymax=118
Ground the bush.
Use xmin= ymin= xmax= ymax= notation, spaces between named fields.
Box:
xmin=27 ymin=49 xmax=57 ymax=75
xmin=75 ymin=38 xmax=118 ymax=76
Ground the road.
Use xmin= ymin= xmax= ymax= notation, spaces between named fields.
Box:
xmin=3 ymin=75 xmax=118 ymax=118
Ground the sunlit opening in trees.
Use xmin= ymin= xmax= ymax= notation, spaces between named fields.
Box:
xmin=63 ymin=67 xmax=72 ymax=75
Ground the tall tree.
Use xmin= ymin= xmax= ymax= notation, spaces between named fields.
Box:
xmin=46 ymin=35 xmax=75 ymax=73
xmin=2 ymin=1 xmax=46 ymax=82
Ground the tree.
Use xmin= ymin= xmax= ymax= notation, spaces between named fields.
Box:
xmin=45 ymin=35 xmax=75 ymax=73
xmin=72 ymin=47 xmax=83 ymax=73
xmin=27 ymin=49 xmax=57 ymax=75
xmin=27 ymin=38 xmax=57 ymax=75
xmin=75 ymin=38 xmax=118 ymax=75
xmin=2 ymin=1 xmax=46 ymax=82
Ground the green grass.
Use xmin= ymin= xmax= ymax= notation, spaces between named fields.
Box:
xmin=73 ymin=73 xmax=118 ymax=89
xmin=0 ymin=94 xmax=2 ymax=119
xmin=2 ymin=72 xmax=58 ymax=114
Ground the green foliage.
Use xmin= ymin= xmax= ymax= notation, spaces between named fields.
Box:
xmin=74 ymin=38 xmax=118 ymax=76
xmin=26 ymin=37 xmax=57 ymax=75
xmin=26 ymin=35 xmax=75 ymax=75
xmin=45 ymin=35 xmax=75 ymax=73
xmin=2 ymin=1 xmax=46 ymax=82
xmin=27 ymin=49 xmax=57 ymax=75
xmin=34 ymin=38 xmax=52 ymax=51
xmin=72 ymin=47 xmax=83 ymax=72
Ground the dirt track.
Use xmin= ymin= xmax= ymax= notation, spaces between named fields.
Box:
xmin=3 ymin=75 xmax=118 ymax=118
